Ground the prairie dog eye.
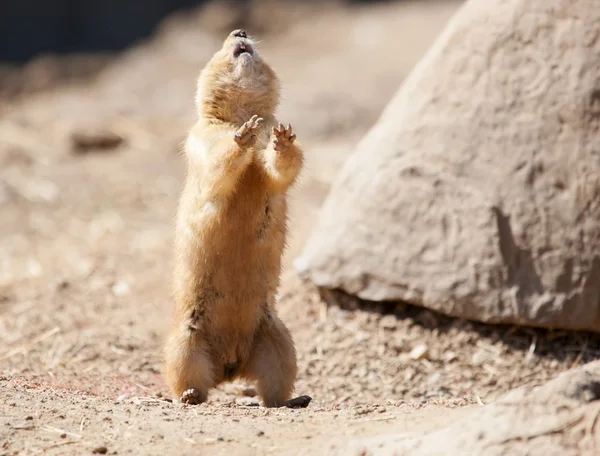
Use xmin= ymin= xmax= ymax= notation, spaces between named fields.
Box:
xmin=232 ymin=29 xmax=247 ymax=38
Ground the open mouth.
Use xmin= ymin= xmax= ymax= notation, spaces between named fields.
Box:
xmin=233 ymin=41 xmax=254 ymax=58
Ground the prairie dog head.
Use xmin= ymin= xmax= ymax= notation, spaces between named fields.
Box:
xmin=195 ymin=29 xmax=280 ymax=124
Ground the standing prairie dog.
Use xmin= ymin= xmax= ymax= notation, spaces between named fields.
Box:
xmin=164 ymin=29 xmax=310 ymax=408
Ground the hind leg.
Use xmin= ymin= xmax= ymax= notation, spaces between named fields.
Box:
xmin=241 ymin=314 xmax=298 ymax=407
xmin=164 ymin=320 xmax=216 ymax=404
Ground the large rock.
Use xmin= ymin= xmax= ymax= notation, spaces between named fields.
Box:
xmin=343 ymin=360 xmax=600 ymax=456
xmin=295 ymin=0 xmax=600 ymax=331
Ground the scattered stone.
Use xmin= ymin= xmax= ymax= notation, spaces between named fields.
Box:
xmin=26 ymin=259 xmax=42 ymax=278
xmin=70 ymin=127 xmax=124 ymax=154
xmin=111 ymin=281 xmax=130 ymax=297
xmin=284 ymin=395 xmax=312 ymax=409
xmin=427 ymin=373 xmax=442 ymax=385
xmin=53 ymin=279 xmax=70 ymax=291
xmin=379 ymin=315 xmax=397 ymax=330
xmin=471 ymin=349 xmax=491 ymax=367
xmin=409 ymin=344 xmax=429 ymax=360
xmin=443 ymin=351 xmax=458 ymax=363
xmin=92 ymin=447 xmax=108 ymax=454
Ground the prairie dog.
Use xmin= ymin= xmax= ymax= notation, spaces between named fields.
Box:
xmin=164 ymin=29 xmax=309 ymax=408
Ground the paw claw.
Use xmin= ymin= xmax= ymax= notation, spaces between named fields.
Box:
xmin=181 ymin=388 xmax=204 ymax=405
xmin=271 ymin=122 xmax=297 ymax=151
xmin=235 ymin=115 xmax=264 ymax=147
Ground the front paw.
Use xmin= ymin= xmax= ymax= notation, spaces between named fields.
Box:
xmin=235 ymin=115 xmax=263 ymax=147
xmin=272 ymin=123 xmax=297 ymax=152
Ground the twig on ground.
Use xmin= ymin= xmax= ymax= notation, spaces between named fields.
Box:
xmin=569 ymin=337 xmax=588 ymax=370
xmin=358 ymin=415 xmax=397 ymax=422
xmin=11 ymin=424 xmax=35 ymax=430
xmin=43 ymin=426 xmax=82 ymax=440
xmin=525 ymin=335 xmax=537 ymax=363
xmin=42 ymin=441 xmax=77 ymax=451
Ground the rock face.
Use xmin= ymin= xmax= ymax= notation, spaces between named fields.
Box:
xmin=342 ymin=360 xmax=600 ymax=456
xmin=295 ymin=0 xmax=600 ymax=331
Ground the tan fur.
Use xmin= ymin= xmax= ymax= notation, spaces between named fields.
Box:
xmin=164 ymin=29 xmax=303 ymax=407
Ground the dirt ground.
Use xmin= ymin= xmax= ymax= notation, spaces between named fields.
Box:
xmin=2 ymin=1 xmax=600 ymax=454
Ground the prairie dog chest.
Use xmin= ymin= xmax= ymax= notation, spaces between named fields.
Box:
xmin=226 ymin=165 xmax=278 ymax=222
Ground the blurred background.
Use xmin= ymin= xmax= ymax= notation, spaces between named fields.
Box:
xmin=0 ymin=0 xmax=409 ymax=62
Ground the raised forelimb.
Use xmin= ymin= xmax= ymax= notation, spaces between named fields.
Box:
xmin=261 ymin=123 xmax=304 ymax=193
xmin=188 ymin=115 xmax=264 ymax=200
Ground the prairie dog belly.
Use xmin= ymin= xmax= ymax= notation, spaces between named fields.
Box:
xmin=190 ymin=166 xmax=284 ymax=361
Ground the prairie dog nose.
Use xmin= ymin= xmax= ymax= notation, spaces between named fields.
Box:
xmin=232 ymin=29 xmax=247 ymax=38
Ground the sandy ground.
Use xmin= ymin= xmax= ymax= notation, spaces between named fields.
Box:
xmin=2 ymin=1 xmax=600 ymax=454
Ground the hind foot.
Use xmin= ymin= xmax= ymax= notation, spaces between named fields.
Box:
xmin=181 ymin=388 xmax=205 ymax=405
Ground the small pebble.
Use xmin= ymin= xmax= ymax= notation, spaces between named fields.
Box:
xmin=70 ymin=128 xmax=124 ymax=153
xmin=409 ymin=344 xmax=429 ymax=360
xmin=443 ymin=351 xmax=458 ymax=362
xmin=379 ymin=315 xmax=397 ymax=330
xmin=92 ymin=447 xmax=108 ymax=454
xmin=471 ymin=349 xmax=490 ymax=366
xmin=111 ymin=281 xmax=130 ymax=297
xmin=428 ymin=372 xmax=443 ymax=384
xmin=257 ymin=431 xmax=265 ymax=437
